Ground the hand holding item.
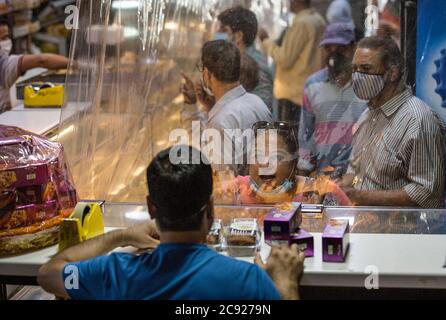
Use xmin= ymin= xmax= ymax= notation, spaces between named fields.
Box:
xmin=181 ymin=72 xmax=197 ymax=104
xmin=255 ymin=244 xmax=304 ymax=300
xmin=258 ymin=28 xmax=270 ymax=42
xmin=121 ymin=221 xmax=160 ymax=250
xmin=341 ymin=186 xmax=360 ymax=206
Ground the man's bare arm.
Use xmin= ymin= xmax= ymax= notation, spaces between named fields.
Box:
xmin=38 ymin=222 xmax=159 ymax=299
xmin=21 ymin=54 xmax=69 ymax=73
xmin=345 ymin=188 xmax=418 ymax=207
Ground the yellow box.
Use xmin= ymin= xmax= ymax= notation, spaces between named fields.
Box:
xmin=24 ymin=83 xmax=64 ymax=108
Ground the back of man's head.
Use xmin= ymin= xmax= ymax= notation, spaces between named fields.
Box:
xmin=202 ymin=40 xmax=241 ymax=83
xmin=218 ymin=6 xmax=258 ymax=47
xmin=147 ymin=146 xmax=213 ymax=232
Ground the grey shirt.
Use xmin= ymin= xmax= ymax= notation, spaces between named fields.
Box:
xmin=0 ymin=54 xmax=23 ymax=113
xmin=206 ymin=85 xmax=272 ymax=173
xmin=348 ymin=89 xmax=446 ymax=208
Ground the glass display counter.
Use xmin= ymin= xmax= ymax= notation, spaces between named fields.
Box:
xmin=1 ymin=202 xmax=446 ymax=300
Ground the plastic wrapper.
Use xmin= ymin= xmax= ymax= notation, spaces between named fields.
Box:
xmin=58 ymin=0 xmax=445 ymax=212
xmin=206 ymin=219 xmax=223 ymax=251
xmin=58 ymin=0 xmax=289 ymax=204
xmin=0 ymin=125 xmax=78 ymax=256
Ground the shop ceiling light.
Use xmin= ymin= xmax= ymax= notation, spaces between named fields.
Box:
xmin=164 ymin=21 xmax=179 ymax=30
xmin=112 ymin=0 xmax=139 ymax=10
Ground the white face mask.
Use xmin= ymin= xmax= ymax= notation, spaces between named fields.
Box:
xmin=0 ymin=38 xmax=12 ymax=56
xmin=201 ymin=73 xmax=214 ymax=97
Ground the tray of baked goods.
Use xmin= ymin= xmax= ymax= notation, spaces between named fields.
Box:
xmin=206 ymin=218 xmax=261 ymax=257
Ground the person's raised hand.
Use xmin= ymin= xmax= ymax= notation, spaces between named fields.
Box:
xmin=258 ymin=28 xmax=270 ymax=42
xmin=181 ymin=71 xmax=197 ymax=104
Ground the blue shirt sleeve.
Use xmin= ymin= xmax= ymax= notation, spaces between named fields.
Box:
xmin=62 ymin=253 xmax=132 ymax=300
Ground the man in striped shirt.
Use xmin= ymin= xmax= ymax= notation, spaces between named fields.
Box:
xmin=340 ymin=37 xmax=446 ymax=208
xmin=298 ymin=23 xmax=367 ymax=177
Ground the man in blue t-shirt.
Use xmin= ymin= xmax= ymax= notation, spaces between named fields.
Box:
xmin=38 ymin=146 xmax=304 ymax=300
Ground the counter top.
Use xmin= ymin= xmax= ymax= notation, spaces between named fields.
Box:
xmin=1 ymin=232 xmax=445 ymax=289
xmin=0 ymin=102 xmax=90 ymax=136
xmin=0 ymin=109 xmax=61 ymax=135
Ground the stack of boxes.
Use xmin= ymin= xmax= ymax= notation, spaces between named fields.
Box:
xmin=264 ymin=202 xmax=314 ymax=257
xmin=264 ymin=203 xmax=350 ymax=262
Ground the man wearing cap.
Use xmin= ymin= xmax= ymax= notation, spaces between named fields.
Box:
xmin=298 ymin=23 xmax=367 ymax=178
xmin=0 ymin=24 xmax=69 ymax=113
xmin=326 ymin=0 xmax=355 ymax=29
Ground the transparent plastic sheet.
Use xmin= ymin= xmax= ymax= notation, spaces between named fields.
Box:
xmin=59 ymin=0 xmax=288 ymax=203
xmin=0 ymin=125 xmax=78 ymax=256
xmin=211 ymin=1 xmax=371 ymax=207
xmin=212 ymin=1 xmax=443 ymax=209
xmin=60 ymin=0 xmax=212 ymax=202
xmin=58 ymin=0 xmax=444 ymax=210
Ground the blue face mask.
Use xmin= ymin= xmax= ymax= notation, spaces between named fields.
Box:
xmin=213 ymin=32 xmax=229 ymax=41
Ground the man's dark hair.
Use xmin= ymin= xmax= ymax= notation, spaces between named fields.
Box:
xmin=218 ymin=6 xmax=258 ymax=46
xmin=147 ymin=146 xmax=213 ymax=232
xmin=357 ymin=36 xmax=405 ymax=80
xmin=202 ymin=40 xmax=241 ymax=83
xmin=240 ymin=54 xmax=260 ymax=92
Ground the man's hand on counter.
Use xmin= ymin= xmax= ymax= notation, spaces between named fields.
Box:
xmin=255 ymin=244 xmax=304 ymax=300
